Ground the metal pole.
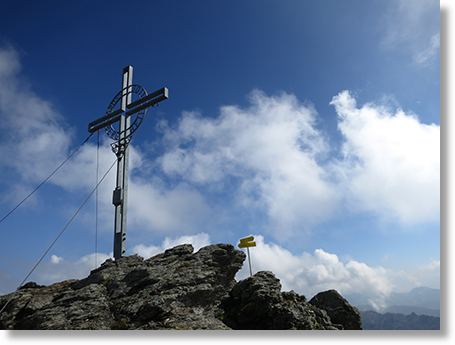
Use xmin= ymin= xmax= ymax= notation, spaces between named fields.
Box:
xmin=113 ymin=66 xmax=133 ymax=260
xmin=247 ymin=247 xmax=253 ymax=277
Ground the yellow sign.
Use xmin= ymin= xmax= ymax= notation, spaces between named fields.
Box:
xmin=238 ymin=236 xmax=256 ymax=248
xmin=240 ymin=236 xmax=254 ymax=243
xmin=239 ymin=241 xmax=256 ymax=248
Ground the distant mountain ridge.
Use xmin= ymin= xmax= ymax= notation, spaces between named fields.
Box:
xmin=387 ymin=287 xmax=440 ymax=310
xmin=345 ymin=286 xmax=440 ymax=316
xmin=360 ymin=310 xmax=440 ymax=330
xmin=384 ymin=305 xmax=439 ymax=317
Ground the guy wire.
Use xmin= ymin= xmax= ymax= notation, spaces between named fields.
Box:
xmin=95 ymin=130 xmax=100 ymax=268
xmin=0 ymin=132 xmax=94 ymax=226
xmin=0 ymin=158 xmax=117 ymax=315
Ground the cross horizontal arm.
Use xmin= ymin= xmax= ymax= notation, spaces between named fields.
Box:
xmin=88 ymin=111 xmax=122 ymax=133
xmin=125 ymin=87 xmax=168 ymax=116
xmin=88 ymin=87 xmax=168 ymax=133
xmin=127 ymin=87 xmax=168 ymax=110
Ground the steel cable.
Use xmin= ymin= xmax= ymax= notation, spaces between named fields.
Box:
xmin=0 ymin=133 xmax=94 ymax=226
xmin=0 ymin=157 xmax=117 ymax=314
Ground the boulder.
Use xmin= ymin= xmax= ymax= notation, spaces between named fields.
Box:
xmin=309 ymin=289 xmax=362 ymax=330
xmin=220 ymin=271 xmax=341 ymax=330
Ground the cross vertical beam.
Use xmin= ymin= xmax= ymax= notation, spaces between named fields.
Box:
xmin=113 ymin=66 xmax=133 ymax=260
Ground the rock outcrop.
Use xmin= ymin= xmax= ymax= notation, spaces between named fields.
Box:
xmin=221 ymin=271 xmax=342 ymax=330
xmin=0 ymin=243 xmax=362 ymax=330
xmin=309 ymin=290 xmax=362 ymax=330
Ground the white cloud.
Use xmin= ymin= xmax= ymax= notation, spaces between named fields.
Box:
xmin=50 ymin=255 xmax=63 ymax=264
xmin=159 ymin=90 xmax=340 ymax=238
xmin=0 ymin=46 xmax=73 ymax=185
xmin=330 ymin=90 xmax=440 ymax=224
xmin=157 ymin=89 xmax=439 ymax=233
xmin=131 ymin=232 xmax=211 ymax=258
xmin=128 ymin=180 xmax=211 ymax=233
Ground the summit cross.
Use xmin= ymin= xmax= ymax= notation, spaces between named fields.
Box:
xmin=88 ymin=66 xmax=168 ymax=260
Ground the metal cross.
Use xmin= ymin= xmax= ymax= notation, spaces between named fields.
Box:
xmin=88 ymin=66 xmax=168 ymax=260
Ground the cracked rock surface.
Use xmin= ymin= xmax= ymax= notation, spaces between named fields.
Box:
xmin=0 ymin=243 xmax=361 ymax=330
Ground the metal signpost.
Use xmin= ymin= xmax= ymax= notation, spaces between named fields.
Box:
xmin=88 ymin=66 xmax=168 ymax=260
xmin=238 ymin=236 xmax=256 ymax=277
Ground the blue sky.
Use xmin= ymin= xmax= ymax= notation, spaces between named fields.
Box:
xmin=0 ymin=0 xmax=441 ymax=310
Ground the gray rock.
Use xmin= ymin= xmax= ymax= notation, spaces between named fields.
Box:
xmin=0 ymin=243 xmax=361 ymax=330
xmin=220 ymin=271 xmax=343 ymax=330
xmin=0 ymin=244 xmax=244 ymax=330
xmin=309 ymin=289 xmax=362 ymax=330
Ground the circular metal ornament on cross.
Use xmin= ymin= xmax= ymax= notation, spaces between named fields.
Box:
xmin=104 ymin=84 xmax=148 ymax=142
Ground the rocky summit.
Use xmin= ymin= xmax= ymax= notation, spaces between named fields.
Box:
xmin=0 ymin=243 xmax=362 ymax=330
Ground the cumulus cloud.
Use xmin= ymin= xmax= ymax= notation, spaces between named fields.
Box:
xmin=50 ymin=254 xmax=63 ymax=264
xmin=158 ymin=90 xmax=339 ymax=238
xmin=0 ymin=46 xmax=73 ymax=185
xmin=236 ymin=235 xmax=438 ymax=310
xmin=330 ymin=90 xmax=440 ymax=224
xmin=156 ymin=88 xmax=439 ymax=232
xmin=127 ymin=177 xmax=212 ymax=234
